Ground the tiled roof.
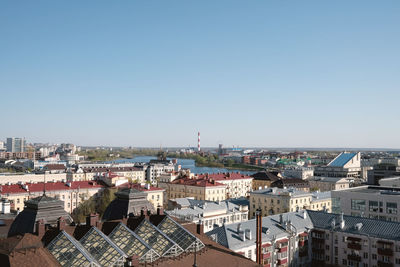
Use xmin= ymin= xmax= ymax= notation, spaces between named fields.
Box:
xmin=0 ymin=180 xmax=104 ymax=194
xmin=251 ymin=171 xmax=280 ymax=181
xmin=81 ymin=166 xmax=142 ymax=173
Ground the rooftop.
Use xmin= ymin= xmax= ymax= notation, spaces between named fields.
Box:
xmin=333 ymin=185 xmax=400 ymax=196
xmin=328 ymin=152 xmax=358 ymax=167
xmin=251 ymin=188 xmax=312 ymax=197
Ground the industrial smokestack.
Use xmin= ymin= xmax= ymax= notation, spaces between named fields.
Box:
xmin=198 ymin=132 xmax=201 ymax=152
xmin=256 ymin=209 xmax=262 ymax=264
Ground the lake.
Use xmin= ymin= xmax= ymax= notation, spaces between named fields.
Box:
xmin=111 ymin=156 xmax=256 ymax=175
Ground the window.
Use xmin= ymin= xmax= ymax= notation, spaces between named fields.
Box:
xmin=372 ymin=254 xmax=377 ymax=260
xmin=369 ymin=201 xmax=379 ymax=212
xmin=386 ymin=202 xmax=397 ymax=214
xmin=364 ymin=252 xmax=368 ymax=259
xmin=16 ymin=198 xmax=20 ymax=204
xmin=248 ymin=250 xmax=252 ymax=258
xmin=351 ymin=199 xmax=366 ymax=210
xmin=395 ymin=259 xmax=400 ymax=264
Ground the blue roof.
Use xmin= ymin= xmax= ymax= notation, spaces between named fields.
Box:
xmin=328 ymin=152 xmax=357 ymax=167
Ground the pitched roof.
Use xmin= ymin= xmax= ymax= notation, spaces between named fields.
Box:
xmin=171 ymin=177 xmax=226 ymax=187
xmin=197 ymin=172 xmax=252 ymax=181
xmin=0 ymin=181 xmax=103 ymax=195
xmin=328 ymin=152 xmax=358 ymax=167
xmin=307 ymin=210 xmax=400 ymax=241
xmin=44 ymin=164 xmax=66 ymax=170
xmin=251 ymin=171 xmax=280 ymax=182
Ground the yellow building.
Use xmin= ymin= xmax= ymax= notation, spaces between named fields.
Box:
xmin=249 ymin=188 xmax=332 ymax=218
xmin=159 ymin=177 xmax=227 ymax=205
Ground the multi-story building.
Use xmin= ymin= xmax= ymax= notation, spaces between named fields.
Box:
xmin=332 ymin=185 xmax=400 ymax=222
xmin=314 ymin=152 xmax=362 ymax=178
xmin=6 ymin=137 xmax=26 ymax=153
xmin=368 ymin=163 xmax=400 ymax=185
xmin=308 ymin=210 xmax=400 ymax=267
xmin=160 ymin=177 xmax=227 ymax=203
xmin=0 ymin=172 xmax=67 ymax=185
xmin=145 ymin=162 xmax=175 ymax=184
xmin=166 ymin=197 xmax=249 ymax=232
xmin=196 ymin=172 xmax=253 ymax=198
xmin=208 ymin=210 xmax=400 ymax=267
xmin=70 ymin=166 xmax=145 ymax=182
xmin=379 ymin=176 xmax=400 ymax=187
xmin=271 ymin=178 xmax=310 ymax=192
xmin=0 ymin=141 xmax=5 ymax=151
xmin=283 ymin=167 xmax=314 ymax=180
xmin=207 ymin=210 xmax=314 ymax=266
xmin=249 ymin=188 xmax=331 ymax=218
xmin=251 ymin=171 xmax=281 ymax=191
xmin=307 ymin=176 xmax=350 ymax=192
xmin=0 ymin=180 xmax=104 ymax=213
xmin=117 ymin=183 xmax=165 ymax=210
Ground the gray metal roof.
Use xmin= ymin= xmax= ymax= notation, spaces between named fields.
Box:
xmin=307 ymin=210 xmax=400 ymax=241
xmin=250 ymin=188 xmax=312 ymax=197
xmin=207 ymin=210 xmax=313 ymax=251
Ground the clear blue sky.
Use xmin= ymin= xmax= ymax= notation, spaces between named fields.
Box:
xmin=1 ymin=1 xmax=399 ymax=148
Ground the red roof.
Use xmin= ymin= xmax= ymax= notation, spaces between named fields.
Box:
xmin=117 ymin=183 xmax=164 ymax=192
xmin=0 ymin=180 xmax=104 ymax=194
xmin=196 ymin=172 xmax=252 ymax=181
xmin=81 ymin=166 xmax=142 ymax=173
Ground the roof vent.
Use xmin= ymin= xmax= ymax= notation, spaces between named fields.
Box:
xmin=355 ymin=223 xmax=363 ymax=231
xmin=237 ymin=223 xmax=242 ymax=233
xmin=245 ymin=229 xmax=252 ymax=240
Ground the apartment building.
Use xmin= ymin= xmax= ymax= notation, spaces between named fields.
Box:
xmin=0 ymin=173 xmax=67 ymax=185
xmin=308 ymin=176 xmax=350 ymax=191
xmin=160 ymin=177 xmax=227 ymax=203
xmin=283 ymin=167 xmax=314 ymax=180
xmin=208 ymin=210 xmax=400 ymax=267
xmin=0 ymin=180 xmax=104 ymax=213
xmin=249 ymin=188 xmax=331 ymax=218
xmin=196 ymin=172 xmax=253 ymax=198
xmin=332 ymin=185 xmax=400 ymax=222
xmin=309 ymin=211 xmax=400 ymax=267
xmin=69 ymin=166 xmax=145 ymax=182
xmin=166 ymin=197 xmax=249 ymax=232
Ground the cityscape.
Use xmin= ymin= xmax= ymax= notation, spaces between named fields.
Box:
xmin=1 ymin=1 xmax=400 ymax=267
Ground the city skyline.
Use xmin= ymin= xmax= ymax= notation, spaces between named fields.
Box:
xmin=1 ymin=1 xmax=400 ymax=148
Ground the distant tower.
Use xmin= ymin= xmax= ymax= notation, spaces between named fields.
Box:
xmin=197 ymin=132 xmax=201 ymax=152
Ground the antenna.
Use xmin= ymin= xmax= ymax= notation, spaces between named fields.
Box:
xmin=43 ymin=172 xmax=46 ymax=196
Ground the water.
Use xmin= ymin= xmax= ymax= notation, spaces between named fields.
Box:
xmin=111 ymin=156 xmax=256 ymax=175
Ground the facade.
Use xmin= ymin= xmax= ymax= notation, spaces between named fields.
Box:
xmin=368 ymin=163 xmax=400 ymax=185
xmin=0 ymin=173 xmax=67 ymax=185
xmin=307 ymin=176 xmax=350 ymax=192
xmin=332 ymin=185 xmax=400 ymax=222
xmin=69 ymin=166 xmax=145 ymax=182
xmin=283 ymin=167 xmax=314 ymax=180
xmin=123 ymin=183 xmax=165 ymax=210
xmin=0 ymin=180 xmax=104 ymax=213
xmin=207 ymin=210 xmax=314 ymax=266
xmin=314 ymin=152 xmax=362 ymax=178
xmin=208 ymin=210 xmax=400 ymax=267
xmin=6 ymin=137 xmax=26 ymax=153
xmin=379 ymin=177 xmax=400 ymax=187
xmin=249 ymin=188 xmax=331 ymax=218
xmin=196 ymin=172 xmax=253 ymax=198
xmin=160 ymin=177 xmax=227 ymax=203
xmin=145 ymin=162 xmax=175 ymax=184
xmin=166 ymin=197 xmax=249 ymax=232
xmin=271 ymin=178 xmax=310 ymax=192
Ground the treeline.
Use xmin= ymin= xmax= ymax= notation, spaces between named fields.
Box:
xmin=72 ymin=188 xmax=117 ymax=223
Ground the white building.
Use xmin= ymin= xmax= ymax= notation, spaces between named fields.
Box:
xmin=332 ymin=185 xmax=400 ymax=222
xmin=166 ymin=197 xmax=249 ymax=232
xmin=283 ymin=167 xmax=314 ymax=180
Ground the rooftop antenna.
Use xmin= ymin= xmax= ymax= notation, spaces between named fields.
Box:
xmin=43 ymin=172 xmax=46 ymax=196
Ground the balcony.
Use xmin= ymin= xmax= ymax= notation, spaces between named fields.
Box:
xmin=347 ymin=254 xmax=361 ymax=262
xmin=262 ymin=252 xmax=271 ymax=259
xmin=378 ymin=248 xmax=393 ymax=256
xmin=347 ymin=243 xmax=362 ymax=250
xmin=377 ymin=261 xmax=394 ymax=267
xmin=277 ymin=258 xmax=288 ymax=265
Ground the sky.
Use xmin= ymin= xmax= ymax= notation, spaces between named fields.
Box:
xmin=1 ymin=1 xmax=399 ymax=148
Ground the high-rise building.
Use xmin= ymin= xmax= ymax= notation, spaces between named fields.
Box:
xmin=6 ymin=137 xmax=26 ymax=152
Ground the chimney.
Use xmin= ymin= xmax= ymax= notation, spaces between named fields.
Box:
xmin=256 ymin=209 xmax=262 ymax=264
xmin=245 ymin=229 xmax=252 ymax=240
xmin=196 ymin=222 xmax=204 ymax=235
xmin=240 ymin=231 xmax=245 ymax=241
xmin=86 ymin=213 xmax=99 ymax=228
xmin=57 ymin=216 xmax=66 ymax=231
xmin=36 ymin=219 xmax=45 ymax=236
xmin=279 ymin=214 xmax=283 ymax=225
xmin=157 ymin=206 xmax=164 ymax=215
xmin=340 ymin=213 xmax=345 ymax=229
xmin=128 ymin=255 xmax=140 ymax=267
xmin=303 ymin=210 xmax=307 ymax=219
